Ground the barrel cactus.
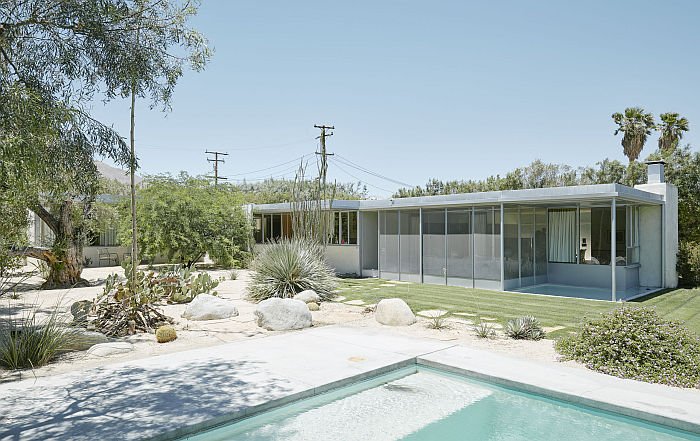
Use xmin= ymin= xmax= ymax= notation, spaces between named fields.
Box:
xmin=155 ymin=325 xmax=177 ymax=343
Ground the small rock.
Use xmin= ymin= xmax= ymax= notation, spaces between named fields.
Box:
xmin=375 ymin=298 xmax=416 ymax=326
xmin=294 ymin=289 xmax=320 ymax=303
xmin=86 ymin=342 xmax=134 ymax=357
xmin=254 ymin=298 xmax=312 ymax=331
xmin=331 ymin=296 xmax=346 ymax=302
xmin=307 ymin=302 xmax=320 ymax=311
xmin=182 ymin=294 xmax=239 ymax=321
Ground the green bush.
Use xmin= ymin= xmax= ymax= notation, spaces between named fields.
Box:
xmin=0 ymin=308 xmax=79 ymax=370
xmin=474 ymin=322 xmax=496 ymax=339
xmin=247 ymin=239 xmax=338 ymax=302
xmin=556 ymin=307 xmax=700 ymax=387
xmin=506 ymin=316 xmax=545 ymax=340
xmin=678 ymin=240 xmax=700 ymax=287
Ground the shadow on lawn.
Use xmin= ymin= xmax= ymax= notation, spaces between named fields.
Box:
xmin=0 ymin=359 xmax=295 ymax=441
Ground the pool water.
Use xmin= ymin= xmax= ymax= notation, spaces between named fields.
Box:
xmin=182 ymin=367 xmax=700 ymax=441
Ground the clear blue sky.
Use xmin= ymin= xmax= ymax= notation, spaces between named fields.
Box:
xmin=92 ymin=0 xmax=700 ymax=196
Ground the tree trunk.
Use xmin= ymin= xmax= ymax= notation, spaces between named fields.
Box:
xmin=31 ymin=200 xmax=89 ymax=289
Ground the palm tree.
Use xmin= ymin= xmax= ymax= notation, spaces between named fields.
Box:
xmin=612 ymin=107 xmax=655 ymax=162
xmin=657 ymin=112 xmax=689 ymax=153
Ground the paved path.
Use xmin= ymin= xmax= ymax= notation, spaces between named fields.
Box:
xmin=1 ymin=325 xmax=699 ymax=440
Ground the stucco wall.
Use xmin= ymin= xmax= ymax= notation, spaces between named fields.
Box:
xmin=638 ymin=205 xmax=662 ymax=288
xmin=253 ymin=243 xmax=360 ymax=276
xmin=635 ymin=183 xmax=679 ymax=288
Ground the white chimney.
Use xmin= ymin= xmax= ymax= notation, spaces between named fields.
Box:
xmin=646 ymin=160 xmax=665 ymax=184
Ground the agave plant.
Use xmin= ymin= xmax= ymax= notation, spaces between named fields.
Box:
xmin=612 ymin=107 xmax=655 ymax=162
xmin=247 ymin=238 xmax=338 ymax=302
xmin=505 ymin=316 xmax=546 ymax=340
xmin=474 ymin=321 xmax=496 ymax=339
xmin=657 ymin=112 xmax=689 ymax=153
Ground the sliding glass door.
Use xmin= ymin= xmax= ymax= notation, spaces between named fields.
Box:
xmin=422 ymin=209 xmax=446 ymax=285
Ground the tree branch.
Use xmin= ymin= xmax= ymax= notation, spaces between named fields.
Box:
xmin=29 ymin=200 xmax=59 ymax=234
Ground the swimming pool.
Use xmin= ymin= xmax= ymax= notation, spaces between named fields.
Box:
xmin=180 ymin=367 xmax=700 ymax=441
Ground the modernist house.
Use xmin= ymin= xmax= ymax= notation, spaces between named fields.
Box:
xmin=251 ymin=161 xmax=678 ymax=301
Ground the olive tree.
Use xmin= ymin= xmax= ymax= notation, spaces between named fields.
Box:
xmin=0 ymin=0 xmax=211 ymax=287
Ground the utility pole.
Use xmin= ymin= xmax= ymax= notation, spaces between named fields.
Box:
xmin=314 ymin=124 xmax=334 ymax=244
xmin=314 ymin=124 xmax=334 ymax=196
xmin=205 ymin=150 xmax=228 ymax=186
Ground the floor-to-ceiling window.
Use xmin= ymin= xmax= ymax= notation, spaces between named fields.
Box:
xmin=503 ymin=208 xmax=520 ymax=288
xmin=446 ymin=209 xmax=473 ymax=287
xmin=534 ymin=208 xmax=548 ymax=283
xmin=379 ymin=211 xmax=399 ymax=277
xmin=473 ymin=207 xmax=501 ymax=289
xmin=400 ymin=210 xmax=421 ymax=281
xmin=422 ymin=209 xmax=446 ymax=285
xmin=579 ymin=207 xmax=627 ymax=266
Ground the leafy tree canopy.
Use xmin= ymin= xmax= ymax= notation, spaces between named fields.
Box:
xmin=119 ymin=173 xmax=252 ymax=268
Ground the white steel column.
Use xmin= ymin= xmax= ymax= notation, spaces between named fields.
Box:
xmin=500 ymin=203 xmax=505 ymax=290
xmin=419 ymin=208 xmax=423 ymax=283
xmin=611 ymin=199 xmax=617 ymax=302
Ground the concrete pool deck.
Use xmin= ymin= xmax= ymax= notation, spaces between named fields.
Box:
xmin=0 ymin=325 xmax=699 ymax=440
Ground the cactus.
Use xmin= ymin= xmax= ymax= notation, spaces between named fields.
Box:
xmin=156 ymin=325 xmax=177 ymax=343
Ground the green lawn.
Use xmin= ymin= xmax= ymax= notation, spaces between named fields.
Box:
xmin=337 ymin=278 xmax=700 ymax=339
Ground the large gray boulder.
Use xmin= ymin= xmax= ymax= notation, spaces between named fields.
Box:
xmin=255 ymin=298 xmax=312 ymax=331
xmin=64 ymin=329 xmax=110 ymax=351
xmin=293 ymin=289 xmax=320 ymax=304
xmin=182 ymin=294 xmax=239 ymax=321
xmin=375 ymin=298 xmax=416 ymax=326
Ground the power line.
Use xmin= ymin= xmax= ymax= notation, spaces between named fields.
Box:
xmin=220 ymin=152 xmax=315 ymax=178
xmin=330 ymin=158 xmax=393 ymax=194
xmin=334 ymin=154 xmax=414 ymax=188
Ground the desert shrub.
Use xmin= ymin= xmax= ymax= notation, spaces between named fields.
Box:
xmin=556 ymin=307 xmax=700 ymax=387
xmin=505 ymin=316 xmax=546 ymax=340
xmin=247 ymin=239 xmax=338 ymax=302
xmin=678 ymin=240 xmax=700 ymax=287
xmin=474 ymin=322 xmax=496 ymax=339
xmin=426 ymin=314 xmax=449 ymax=330
xmin=0 ymin=308 xmax=80 ymax=370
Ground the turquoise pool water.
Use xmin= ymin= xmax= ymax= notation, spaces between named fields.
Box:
xmin=182 ymin=367 xmax=700 ymax=441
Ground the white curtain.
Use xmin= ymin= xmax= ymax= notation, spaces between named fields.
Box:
xmin=548 ymin=209 xmax=576 ymax=263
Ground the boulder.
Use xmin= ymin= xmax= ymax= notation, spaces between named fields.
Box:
xmin=86 ymin=342 xmax=134 ymax=357
xmin=307 ymin=302 xmax=320 ymax=311
xmin=375 ymin=298 xmax=416 ymax=326
xmin=70 ymin=300 xmax=92 ymax=324
xmin=64 ymin=329 xmax=110 ymax=351
xmin=293 ymin=289 xmax=320 ymax=304
xmin=255 ymin=298 xmax=312 ymax=331
xmin=182 ymin=294 xmax=239 ymax=321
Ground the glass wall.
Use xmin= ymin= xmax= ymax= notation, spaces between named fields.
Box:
xmin=379 ymin=211 xmax=399 ymax=276
xmin=580 ymin=207 xmax=626 ymax=266
xmin=534 ymin=208 xmax=548 ymax=283
xmin=422 ymin=209 xmax=446 ymax=284
xmin=520 ymin=208 xmax=535 ymax=284
xmin=446 ymin=209 xmax=472 ymax=286
xmin=473 ymin=207 xmax=501 ymax=289
xmin=503 ymin=208 xmax=519 ymax=285
xmin=400 ymin=210 xmax=421 ymax=281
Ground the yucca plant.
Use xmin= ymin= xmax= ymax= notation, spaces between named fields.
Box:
xmin=247 ymin=238 xmax=338 ymax=302
xmin=474 ymin=321 xmax=496 ymax=339
xmin=0 ymin=307 xmax=80 ymax=370
xmin=505 ymin=315 xmax=546 ymax=340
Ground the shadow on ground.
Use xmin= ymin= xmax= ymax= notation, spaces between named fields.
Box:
xmin=0 ymin=359 xmax=295 ymax=441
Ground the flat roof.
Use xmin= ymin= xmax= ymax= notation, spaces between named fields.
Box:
xmin=251 ymin=183 xmax=665 ymax=213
